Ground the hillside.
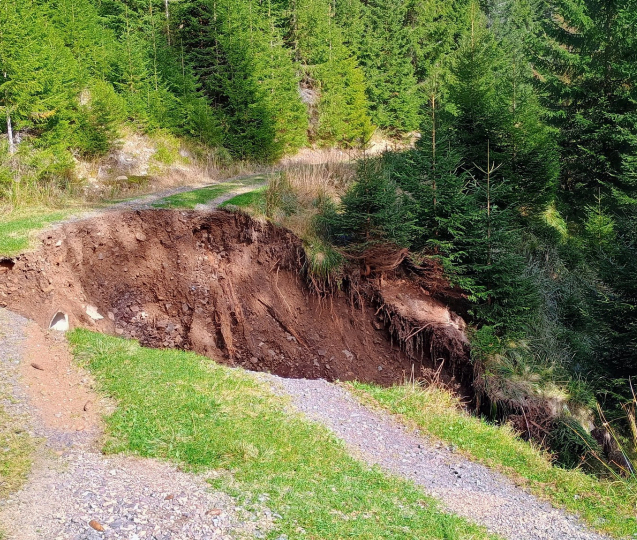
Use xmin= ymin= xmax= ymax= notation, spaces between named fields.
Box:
xmin=2 ymin=0 xmax=637 ymax=538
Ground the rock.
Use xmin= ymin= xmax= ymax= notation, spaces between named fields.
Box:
xmin=115 ymin=328 xmax=124 ymax=335
xmin=164 ymin=494 xmax=174 ymax=500
xmin=107 ymin=312 xmax=115 ymax=321
xmin=30 ymin=362 xmax=45 ymax=371
xmin=135 ymin=232 xmax=147 ymax=242
xmin=342 ymin=349 xmax=354 ymax=360
xmin=250 ymin=357 xmax=259 ymax=365
xmin=206 ymin=509 xmax=222 ymax=516
xmin=88 ymin=519 xmax=105 ymax=532
xmin=83 ymin=400 xmax=91 ymax=412
xmin=317 ymin=349 xmax=327 ymax=357
xmin=115 ymin=175 xmax=128 ymax=182
xmin=86 ymin=305 xmax=104 ymax=321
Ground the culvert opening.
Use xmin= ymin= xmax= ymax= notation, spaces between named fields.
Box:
xmin=0 ymin=210 xmax=473 ymax=389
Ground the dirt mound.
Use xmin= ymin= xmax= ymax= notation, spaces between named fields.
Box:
xmin=0 ymin=210 xmax=471 ymax=386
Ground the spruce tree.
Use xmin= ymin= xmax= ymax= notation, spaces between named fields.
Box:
xmin=357 ymin=0 xmax=422 ymax=133
xmin=534 ymin=0 xmax=637 ymax=214
xmin=450 ymin=1 xmax=558 ymax=212
xmin=195 ymin=0 xmax=307 ymax=161
xmin=286 ymin=0 xmax=374 ymax=147
xmin=0 ymin=0 xmax=78 ymax=152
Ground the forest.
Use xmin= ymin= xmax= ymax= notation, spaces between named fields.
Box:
xmin=2 ymin=0 xmax=637 ymax=468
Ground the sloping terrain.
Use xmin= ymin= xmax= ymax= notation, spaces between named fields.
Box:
xmin=0 ymin=210 xmax=470 ymax=386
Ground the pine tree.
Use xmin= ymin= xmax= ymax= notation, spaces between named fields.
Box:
xmin=285 ymin=0 xmax=373 ymax=147
xmin=0 ymin=0 xmax=78 ymax=152
xmin=194 ymin=0 xmax=307 ymax=161
xmin=534 ymin=0 xmax=637 ymax=214
xmin=357 ymin=0 xmax=422 ymax=133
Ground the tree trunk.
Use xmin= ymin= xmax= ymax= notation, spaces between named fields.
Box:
xmin=7 ymin=112 xmax=15 ymax=155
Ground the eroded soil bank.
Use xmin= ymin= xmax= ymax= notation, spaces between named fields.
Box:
xmin=0 ymin=210 xmax=470 ymax=386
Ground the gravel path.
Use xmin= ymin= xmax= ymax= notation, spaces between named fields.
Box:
xmin=0 ymin=308 xmax=274 ymax=540
xmin=268 ymin=376 xmax=612 ymax=540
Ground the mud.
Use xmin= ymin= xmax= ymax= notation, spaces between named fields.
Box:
xmin=0 ymin=210 xmax=470 ymax=386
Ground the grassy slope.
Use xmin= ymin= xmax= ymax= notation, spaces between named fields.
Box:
xmin=349 ymin=383 xmax=637 ymax=539
xmin=69 ymin=329 xmax=498 ymax=540
xmin=0 ymin=211 xmax=69 ymax=256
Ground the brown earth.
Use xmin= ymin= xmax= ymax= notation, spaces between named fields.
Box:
xmin=21 ymin=321 xmax=104 ymax=434
xmin=0 ymin=210 xmax=470 ymax=386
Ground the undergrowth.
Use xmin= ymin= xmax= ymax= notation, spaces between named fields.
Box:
xmin=69 ymin=329 xmax=499 ymax=540
xmin=349 ymin=382 xmax=637 ymax=538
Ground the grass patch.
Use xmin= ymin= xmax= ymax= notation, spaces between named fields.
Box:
xmin=349 ymin=382 xmax=637 ymax=539
xmin=153 ymin=176 xmax=267 ymax=209
xmin=152 ymin=184 xmax=238 ymax=209
xmin=69 ymin=329 xmax=498 ymax=540
xmin=0 ymin=210 xmax=69 ymax=256
xmin=0 ymin=404 xmax=33 ymax=499
xmin=219 ymin=186 xmax=266 ymax=210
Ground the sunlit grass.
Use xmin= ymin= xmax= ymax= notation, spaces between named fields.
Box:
xmin=0 ymin=210 xmax=69 ymax=256
xmin=69 ymin=330 xmax=499 ymax=540
xmin=349 ymin=382 xmax=637 ymax=538
xmin=153 ymin=176 xmax=268 ymax=209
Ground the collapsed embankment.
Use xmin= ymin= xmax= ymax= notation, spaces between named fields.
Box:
xmin=0 ymin=210 xmax=472 ymax=387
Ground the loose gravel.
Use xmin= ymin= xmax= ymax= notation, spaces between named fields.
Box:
xmin=0 ymin=308 xmax=274 ymax=540
xmin=268 ymin=376 xmax=612 ymax=540
xmin=0 ymin=306 xmax=615 ymax=540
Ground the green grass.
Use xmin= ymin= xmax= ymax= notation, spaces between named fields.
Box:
xmin=219 ymin=186 xmax=266 ymax=209
xmin=69 ymin=329 xmax=499 ymax=540
xmin=153 ymin=176 xmax=268 ymax=209
xmin=0 ymin=404 xmax=33 ymax=499
xmin=0 ymin=210 xmax=69 ymax=256
xmin=349 ymin=382 xmax=637 ymax=539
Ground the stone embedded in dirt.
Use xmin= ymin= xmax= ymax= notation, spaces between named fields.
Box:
xmin=206 ymin=509 xmax=222 ymax=516
xmin=342 ymin=350 xmax=354 ymax=360
xmin=89 ymin=519 xmax=105 ymax=532
xmin=164 ymin=494 xmax=174 ymax=500
xmin=86 ymin=305 xmax=104 ymax=321
xmin=135 ymin=232 xmax=147 ymax=242
xmin=317 ymin=349 xmax=327 ymax=356
xmin=107 ymin=312 xmax=115 ymax=321
xmin=83 ymin=400 xmax=91 ymax=411
xmin=49 ymin=311 xmax=69 ymax=332
xmin=115 ymin=175 xmax=128 ymax=182
xmin=30 ymin=362 xmax=45 ymax=371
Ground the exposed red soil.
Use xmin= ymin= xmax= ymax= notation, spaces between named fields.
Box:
xmin=21 ymin=322 xmax=102 ymax=434
xmin=0 ymin=210 xmax=471 ymax=386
